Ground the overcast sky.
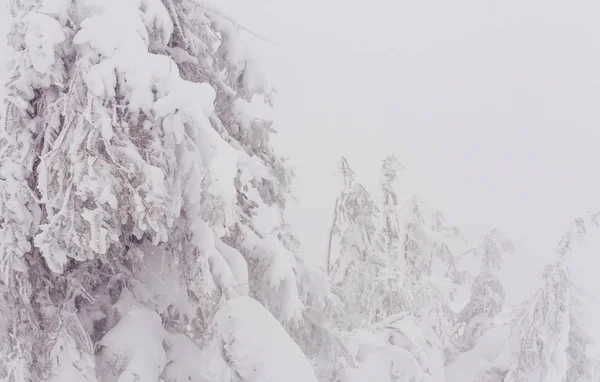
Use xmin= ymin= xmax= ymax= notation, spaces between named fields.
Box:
xmin=221 ymin=0 xmax=600 ymax=252
xmin=2 ymin=0 xmax=600 ymax=346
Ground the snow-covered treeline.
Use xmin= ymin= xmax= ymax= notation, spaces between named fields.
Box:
xmin=316 ymin=158 xmax=598 ymax=382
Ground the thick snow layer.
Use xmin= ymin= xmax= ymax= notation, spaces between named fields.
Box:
xmin=345 ymin=345 xmax=429 ymax=382
xmin=211 ymin=296 xmax=318 ymax=382
xmin=337 ymin=313 xmax=451 ymax=382
xmin=215 ymin=238 xmax=249 ymax=296
xmin=22 ymin=12 xmax=66 ymax=73
xmin=343 ymin=329 xmax=430 ymax=382
xmin=162 ymin=333 xmax=206 ymax=382
xmin=445 ymin=326 xmax=510 ymax=382
xmin=96 ymin=291 xmax=167 ymax=381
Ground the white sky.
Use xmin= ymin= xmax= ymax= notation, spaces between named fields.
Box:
xmin=218 ymin=1 xmax=600 ymax=251
xmin=222 ymin=0 xmax=600 ymax=252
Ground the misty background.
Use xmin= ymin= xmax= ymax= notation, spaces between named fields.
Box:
xmin=217 ymin=0 xmax=600 ymax=348
xmin=2 ymin=0 xmax=600 ymax=352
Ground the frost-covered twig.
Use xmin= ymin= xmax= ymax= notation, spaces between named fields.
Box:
xmin=196 ymin=0 xmax=280 ymax=45
xmin=326 ymin=196 xmax=340 ymax=275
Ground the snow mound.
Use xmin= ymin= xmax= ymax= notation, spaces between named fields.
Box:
xmin=161 ymin=333 xmax=206 ymax=382
xmin=445 ymin=326 xmax=510 ymax=382
xmin=212 ymin=296 xmax=318 ymax=382
xmin=95 ymin=292 xmax=166 ymax=381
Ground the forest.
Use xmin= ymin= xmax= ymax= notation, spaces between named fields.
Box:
xmin=0 ymin=0 xmax=598 ymax=381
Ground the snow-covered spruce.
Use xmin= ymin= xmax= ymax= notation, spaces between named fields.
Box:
xmin=454 ymin=230 xmax=514 ymax=352
xmin=475 ymin=214 xmax=599 ymax=382
xmin=327 ymin=157 xmax=385 ymax=329
xmin=0 ymin=0 xmax=315 ymax=380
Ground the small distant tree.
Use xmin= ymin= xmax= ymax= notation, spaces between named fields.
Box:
xmin=566 ymin=298 xmax=595 ymax=382
xmin=504 ymin=261 xmax=571 ymax=382
xmin=456 ymin=230 xmax=514 ymax=351
xmin=502 ymin=214 xmax=597 ymax=382
xmin=390 ymin=194 xmax=465 ymax=351
xmin=327 ymin=158 xmax=379 ymax=274
xmin=378 ymin=155 xmax=404 ymax=254
xmin=327 ymin=158 xmax=386 ymax=328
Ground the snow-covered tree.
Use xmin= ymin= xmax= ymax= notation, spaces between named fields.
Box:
xmin=455 ymin=230 xmax=514 ymax=351
xmin=575 ymin=358 xmax=600 ymax=382
xmin=563 ymin=218 xmax=598 ymax=382
xmin=378 ymin=154 xmax=404 ymax=254
xmin=493 ymin=214 xmax=597 ymax=382
xmin=327 ymin=158 xmax=379 ymax=275
xmin=503 ymin=260 xmax=571 ymax=382
xmin=324 ymin=157 xmax=467 ymax=380
xmin=565 ymin=297 xmax=594 ymax=382
xmin=382 ymin=191 xmax=465 ymax=358
xmin=0 ymin=0 xmax=314 ymax=380
xmin=326 ymin=158 xmax=387 ymax=328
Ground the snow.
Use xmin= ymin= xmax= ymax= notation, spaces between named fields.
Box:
xmin=211 ymin=296 xmax=319 ymax=382
xmin=44 ymin=325 xmax=96 ymax=382
xmin=345 ymin=346 xmax=427 ymax=382
xmin=215 ymin=238 xmax=249 ymax=296
xmin=340 ymin=326 xmax=433 ymax=382
xmin=161 ymin=333 xmax=205 ymax=382
xmin=22 ymin=12 xmax=65 ymax=73
xmin=445 ymin=326 xmax=510 ymax=382
xmin=73 ymin=0 xmax=177 ymax=114
xmin=39 ymin=0 xmax=73 ymax=24
xmin=96 ymin=290 xmax=167 ymax=381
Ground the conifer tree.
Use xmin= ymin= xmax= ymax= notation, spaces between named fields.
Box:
xmin=0 ymin=0 xmax=313 ymax=379
xmin=565 ymin=300 xmax=594 ymax=382
xmin=500 ymin=215 xmax=597 ymax=382
xmin=326 ymin=157 xmax=466 ymax=381
xmin=456 ymin=229 xmax=514 ymax=351
xmin=327 ymin=158 xmax=386 ymax=328
xmin=378 ymin=155 xmax=404 ymax=254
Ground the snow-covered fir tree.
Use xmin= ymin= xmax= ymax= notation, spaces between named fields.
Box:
xmin=576 ymin=358 xmax=600 ymax=382
xmin=323 ymin=157 xmax=471 ymax=381
xmin=503 ymin=260 xmax=571 ymax=382
xmin=327 ymin=157 xmax=379 ymax=276
xmin=327 ymin=157 xmax=387 ymax=328
xmin=0 ymin=0 xmax=319 ymax=380
xmin=386 ymin=184 xmax=465 ymax=361
xmin=455 ymin=229 xmax=514 ymax=351
xmin=378 ymin=154 xmax=404 ymax=254
xmin=565 ymin=296 xmax=595 ymax=382
xmin=481 ymin=214 xmax=597 ymax=382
